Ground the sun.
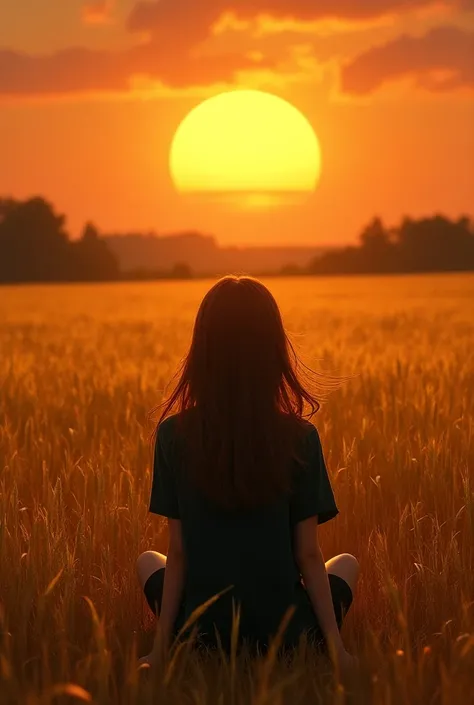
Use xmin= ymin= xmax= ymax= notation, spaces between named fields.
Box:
xmin=169 ymin=90 xmax=322 ymax=206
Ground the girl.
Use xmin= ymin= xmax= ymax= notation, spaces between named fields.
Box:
xmin=137 ymin=276 xmax=358 ymax=670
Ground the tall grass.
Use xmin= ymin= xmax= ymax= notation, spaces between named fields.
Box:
xmin=0 ymin=274 xmax=473 ymax=704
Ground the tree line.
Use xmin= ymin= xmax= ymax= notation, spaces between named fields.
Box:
xmin=0 ymin=197 xmax=118 ymax=283
xmin=307 ymin=215 xmax=474 ymax=275
xmin=1 ymin=196 xmax=473 ymax=283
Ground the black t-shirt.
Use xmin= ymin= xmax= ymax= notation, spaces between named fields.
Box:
xmin=149 ymin=414 xmax=339 ymax=649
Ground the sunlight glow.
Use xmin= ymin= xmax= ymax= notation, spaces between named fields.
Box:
xmin=169 ymin=90 xmax=322 ymax=199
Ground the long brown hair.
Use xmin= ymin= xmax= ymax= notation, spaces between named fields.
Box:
xmin=156 ymin=276 xmax=326 ymax=509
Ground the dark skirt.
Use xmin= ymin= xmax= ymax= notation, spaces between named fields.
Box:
xmin=143 ymin=569 xmax=353 ymax=654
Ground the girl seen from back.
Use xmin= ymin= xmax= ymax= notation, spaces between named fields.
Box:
xmin=137 ymin=276 xmax=359 ymax=672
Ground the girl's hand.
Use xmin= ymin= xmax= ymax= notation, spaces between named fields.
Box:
xmin=336 ymin=648 xmax=359 ymax=677
xmin=138 ymin=652 xmax=155 ymax=669
xmin=138 ymin=631 xmax=171 ymax=669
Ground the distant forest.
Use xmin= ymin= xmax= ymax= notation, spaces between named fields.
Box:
xmin=307 ymin=215 xmax=474 ymax=276
xmin=0 ymin=197 xmax=118 ymax=283
xmin=0 ymin=196 xmax=473 ymax=283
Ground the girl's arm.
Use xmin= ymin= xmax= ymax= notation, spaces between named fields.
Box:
xmin=152 ymin=519 xmax=185 ymax=654
xmin=294 ymin=516 xmax=345 ymax=656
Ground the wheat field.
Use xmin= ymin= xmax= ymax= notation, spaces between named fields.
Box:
xmin=0 ymin=274 xmax=473 ymax=704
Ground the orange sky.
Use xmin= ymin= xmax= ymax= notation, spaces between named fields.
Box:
xmin=0 ymin=0 xmax=473 ymax=246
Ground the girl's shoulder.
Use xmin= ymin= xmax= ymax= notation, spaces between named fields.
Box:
xmin=293 ymin=416 xmax=320 ymax=442
xmin=298 ymin=417 xmax=316 ymax=433
xmin=157 ymin=410 xmax=194 ymax=447
xmin=157 ymin=413 xmax=180 ymax=443
xmin=291 ymin=417 xmax=323 ymax=466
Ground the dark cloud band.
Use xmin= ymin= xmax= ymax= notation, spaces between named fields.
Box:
xmin=341 ymin=26 xmax=474 ymax=93
xmin=0 ymin=0 xmax=472 ymax=97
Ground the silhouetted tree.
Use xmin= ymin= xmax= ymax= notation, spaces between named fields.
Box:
xmin=358 ymin=217 xmax=396 ymax=272
xmin=0 ymin=199 xmax=119 ymax=283
xmin=309 ymin=214 xmax=474 ymax=276
xmin=0 ymin=197 xmax=70 ymax=282
xmin=71 ymin=222 xmax=119 ymax=281
xmin=171 ymin=262 xmax=193 ymax=280
xmin=397 ymin=215 xmax=474 ymax=272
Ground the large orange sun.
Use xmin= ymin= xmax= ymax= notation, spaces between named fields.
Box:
xmin=169 ymin=90 xmax=322 ymax=207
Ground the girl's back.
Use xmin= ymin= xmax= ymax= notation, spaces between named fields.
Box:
xmin=150 ymin=411 xmax=338 ymax=649
xmin=138 ymin=277 xmax=357 ymax=666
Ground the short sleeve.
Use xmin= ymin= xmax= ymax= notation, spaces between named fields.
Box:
xmin=149 ymin=423 xmax=180 ymax=519
xmin=290 ymin=426 xmax=339 ymax=526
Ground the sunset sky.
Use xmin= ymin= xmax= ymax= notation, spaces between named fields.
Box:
xmin=0 ymin=0 xmax=473 ymax=246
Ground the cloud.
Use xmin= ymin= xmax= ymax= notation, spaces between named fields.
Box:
xmin=0 ymin=48 xmax=129 ymax=95
xmin=341 ymin=26 xmax=474 ymax=94
xmin=82 ymin=0 xmax=115 ymax=25
xmin=0 ymin=0 xmax=278 ymax=97
xmin=0 ymin=0 xmax=472 ymax=97
xmin=127 ymin=0 xmax=472 ymax=36
xmin=0 ymin=43 xmax=274 ymax=97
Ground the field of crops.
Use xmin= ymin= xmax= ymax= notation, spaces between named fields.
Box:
xmin=1 ymin=274 xmax=473 ymax=704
